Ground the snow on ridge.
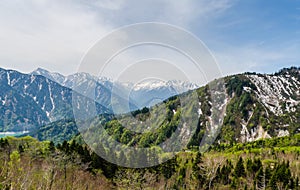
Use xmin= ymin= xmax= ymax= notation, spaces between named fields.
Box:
xmin=48 ymin=82 xmax=55 ymax=112
xmin=7 ymin=72 xmax=10 ymax=85
xmin=247 ymin=74 xmax=300 ymax=115
xmin=197 ymin=102 xmax=202 ymax=116
xmin=130 ymin=80 xmax=198 ymax=92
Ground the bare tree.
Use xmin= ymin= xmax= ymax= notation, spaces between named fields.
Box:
xmin=200 ymin=155 xmax=225 ymax=189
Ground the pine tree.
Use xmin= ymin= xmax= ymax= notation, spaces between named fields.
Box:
xmin=18 ymin=144 xmax=24 ymax=153
xmin=253 ymin=158 xmax=262 ymax=173
xmin=91 ymin=152 xmax=103 ymax=169
xmin=269 ymin=174 xmax=277 ymax=190
xmin=265 ymin=165 xmax=272 ymax=186
xmin=62 ymin=140 xmax=69 ymax=153
xmin=161 ymin=156 xmax=177 ymax=179
xmin=192 ymin=152 xmax=204 ymax=185
xmin=82 ymin=146 xmax=91 ymax=163
xmin=234 ymin=157 xmax=246 ymax=178
xmin=255 ymin=167 xmax=265 ymax=189
xmin=48 ymin=141 xmax=55 ymax=153
xmin=231 ymin=177 xmax=237 ymax=189
xmin=289 ymin=178 xmax=295 ymax=190
xmin=0 ymin=138 xmax=4 ymax=148
xmin=246 ymin=159 xmax=253 ymax=174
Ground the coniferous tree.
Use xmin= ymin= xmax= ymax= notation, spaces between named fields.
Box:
xmin=289 ymin=178 xmax=295 ymax=190
xmin=264 ymin=165 xmax=272 ymax=186
xmin=161 ymin=156 xmax=177 ymax=179
xmin=48 ymin=141 xmax=55 ymax=153
xmin=62 ymin=140 xmax=69 ymax=154
xmin=192 ymin=152 xmax=205 ymax=185
xmin=253 ymin=158 xmax=262 ymax=173
xmin=269 ymin=174 xmax=277 ymax=190
xmin=18 ymin=144 xmax=24 ymax=153
xmin=82 ymin=146 xmax=91 ymax=163
xmin=255 ymin=167 xmax=265 ymax=189
xmin=91 ymin=152 xmax=103 ymax=169
xmin=231 ymin=177 xmax=237 ymax=189
xmin=234 ymin=157 xmax=246 ymax=178
xmin=220 ymin=159 xmax=233 ymax=185
xmin=246 ymin=159 xmax=253 ymax=174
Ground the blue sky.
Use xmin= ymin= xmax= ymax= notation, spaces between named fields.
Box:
xmin=0 ymin=0 xmax=299 ymax=77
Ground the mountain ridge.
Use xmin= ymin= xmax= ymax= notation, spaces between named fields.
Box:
xmin=0 ymin=67 xmax=198 ymax=132
xmin=25 ymin=67 xmax=300 ymax=146
xmin=31 ymin=67 xmax=199 ymax=109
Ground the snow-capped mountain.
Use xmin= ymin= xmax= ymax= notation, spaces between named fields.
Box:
xmin=32 ymin=68 xmax=198 ymax=109
xmin=124 ymin=79 xmax=198 ymax=108
xmin=18 ymin=66 xmax=300 ymax=144
xmin=127 ymin=80 xmax=198 ymax=92
xmin=32 ymin=68 xmax=66 ymax=84
xmin=0 ymin=68 xmax=109 ymax=132
xmin=1 ymin=66 xmax=299 ymax=145
xmin=0 ymin=67 xmax=199 ymax=132
xmin=33 ymin=68 xmax=138 ymax=113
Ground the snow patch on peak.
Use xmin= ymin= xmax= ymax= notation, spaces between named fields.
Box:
xmin=32 ymin=68 xmax=65 ymax=84
xmin=130 ymin=79 xmax=198 ymax=92
xmin=132 ymin=80 xmax=168 ymax=91
xmin=247 ymin=74 xmax=300 ymax=115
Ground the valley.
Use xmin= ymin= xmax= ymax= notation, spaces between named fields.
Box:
xmin=0 ymin=67 xmax=299 ymax=189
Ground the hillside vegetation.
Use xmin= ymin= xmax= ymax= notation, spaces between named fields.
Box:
xmin=0 ymin=135 xmax=299 ymax=189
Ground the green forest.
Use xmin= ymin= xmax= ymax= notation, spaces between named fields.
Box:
xmin=0 ymin=134 xmax=299 ymax=189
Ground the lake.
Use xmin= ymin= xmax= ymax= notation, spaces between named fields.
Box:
xmin=0 ymin=131 xmax=29 ymax=138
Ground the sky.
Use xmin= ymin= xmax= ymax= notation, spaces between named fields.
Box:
xmin=0 ymin=0 xmax=299 ymax=80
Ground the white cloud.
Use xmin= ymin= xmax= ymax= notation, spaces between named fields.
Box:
xmin=0 ymin=0 xmax=112 ymax=74
xmin=0 ymin=0 xmax=235 ymax=76
xmin=0 ymin=0 xmax=298 ymax=79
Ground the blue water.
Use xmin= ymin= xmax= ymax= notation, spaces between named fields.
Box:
xmin=0 ymin=131 xmax=29 ymax=138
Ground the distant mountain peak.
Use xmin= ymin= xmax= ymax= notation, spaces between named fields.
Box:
xmin=30 ymin=67 xmax=199 ymax=108
xmin=31 ymin=68 xmax=66 ymax=84
xmin=32 ymin=67 xmax=49 ymax=74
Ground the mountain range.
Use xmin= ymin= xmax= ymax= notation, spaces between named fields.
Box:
xmin=0 ymin=67 xmax=198 ymax=132
xmin=29 ymin=67 xmax=300 ymax=146
xmin=0 ymin=66 xmax=299 ymax=146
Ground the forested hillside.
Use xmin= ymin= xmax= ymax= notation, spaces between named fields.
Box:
xmin=28 ymin=67 xmax=300 ymax=146
xmin=0 ymin=135 xmax=299 ymax=189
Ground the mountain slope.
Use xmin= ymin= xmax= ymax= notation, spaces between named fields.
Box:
xmin=25 ymin=119 xmax=78 ymax=144
xmin=6 ymin=67 xmax=300 ymax=145
xmin=0 ymin=66 xmax=197 ymax=133
xmin=219 ymin=70 xmax=300 ymax=144
xmin=0 ymin=81 xmax=48 ymax=131
xmin=81 ymin=67 xmax=300 ymax=149
xmin=32 ymin=68 xmax=198 ymax=109
xmin=0 ymin=68 xmax=110 ymax=132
